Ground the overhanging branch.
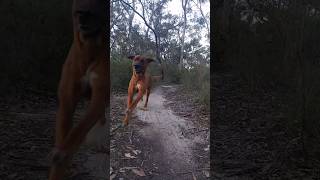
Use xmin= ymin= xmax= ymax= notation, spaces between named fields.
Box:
xmin=120 ymin=0 xmax=162 ymax=64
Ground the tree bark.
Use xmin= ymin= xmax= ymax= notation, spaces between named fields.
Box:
xmin=179 ymin=0 xmax=188 ymax=71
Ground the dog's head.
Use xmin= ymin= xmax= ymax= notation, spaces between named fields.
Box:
xmin=72 ymin=0 xmax=106 ymax=38
xmin=128 ymin=55 xmax=155 ymax=77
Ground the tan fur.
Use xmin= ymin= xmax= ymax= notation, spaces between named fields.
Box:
xmin=48 ymin=0 xmax=108 ymax=179
xmin=123 ymin=55 xmax=163 ymax=126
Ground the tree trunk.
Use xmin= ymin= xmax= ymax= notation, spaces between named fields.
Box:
xmin=179 ymin=0 xmax=188 ymax=71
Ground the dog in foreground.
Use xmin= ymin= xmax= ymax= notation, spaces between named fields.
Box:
xmin=123 ymin=55 xmax=164 ymax=126
xmin=48 ymin=0 xmax=109 ymax=179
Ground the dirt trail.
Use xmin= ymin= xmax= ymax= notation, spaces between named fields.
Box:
xmin=136 ymin=86 xmax=200 ymax=175
xmin=110 ymin=85 xmax=210 ymax=180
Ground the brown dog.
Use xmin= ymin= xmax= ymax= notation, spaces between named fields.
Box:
xmin=48 ymin=0 xmax=108 ymax=179
xmin=123 ymin=55 xmax=163 ymax=126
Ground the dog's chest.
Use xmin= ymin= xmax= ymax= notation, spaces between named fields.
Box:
xmin=135 ymin=83 xmax=142 ymax=90
xmin=80 ymin=68 xmax=98 ymax=96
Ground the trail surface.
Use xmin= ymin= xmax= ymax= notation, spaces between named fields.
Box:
xmin=110 ymin=85 xmax=210 ymax=180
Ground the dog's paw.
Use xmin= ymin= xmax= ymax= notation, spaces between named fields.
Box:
xmin=122 ymin=120 xmax=129 ymax=127
xmin=48 ymin=147 xmax=68 ymax=166
xmin=122 ymin=116 xmax=130 ymax=127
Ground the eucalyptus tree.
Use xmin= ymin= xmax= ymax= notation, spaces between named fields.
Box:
xmin=120 ymin=0 xmax=170 ymax=64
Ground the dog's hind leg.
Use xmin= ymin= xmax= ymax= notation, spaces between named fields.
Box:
xmin=49 ymin=61 xmax=107 ymax=167
xmin=123 ymin=79 xmax=135 ymax=126
xmin=127 ymin=80 xmax=135 ymax=109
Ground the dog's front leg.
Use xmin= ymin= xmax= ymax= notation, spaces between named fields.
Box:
xmin=123 ymin=79 xmax=135 ymax=126
xmin=59 ymin=67 xmax=107 ymax=158
xmin=123 ymin=89 xmax=145 ymax=126
xmin=129 ymin=88 xmax=145 ymax=111
xmin=49 ymin=70 xmax=79 ymax=180
xmin=49 ymin=103 xmax=76 ymax=180
xmin=127 ymin=82 xmax=135 ymax=110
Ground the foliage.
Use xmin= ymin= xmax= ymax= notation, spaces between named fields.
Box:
xmin=181 ymin=65 xmax=210 ymax=106
xmin=215 ymin=0 xmax=320 ymax=159
xmin=110 ymin=54 xmax=133 ymax=91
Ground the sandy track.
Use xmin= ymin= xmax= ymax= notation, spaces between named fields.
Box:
xmin=117 ymin=85 xmax=210 ymax=179
xmin=137 ymin=86 xmax=196 ymax=172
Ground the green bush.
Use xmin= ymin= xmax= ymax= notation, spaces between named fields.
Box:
xmin=163 ymin=64 xmax=181 ymax=83
xmin=180 ymin=65 xmax=210 ymax=107
xmin=111 ymin=55 xmax=132 ymax=92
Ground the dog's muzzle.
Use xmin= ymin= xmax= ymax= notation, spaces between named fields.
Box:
xmin=76 ymin=11 xmax=103 ymax=37
xmin=134 ymin=64 xmax=144 ymax=74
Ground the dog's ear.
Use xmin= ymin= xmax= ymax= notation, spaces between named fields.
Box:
xmin=146 ymin=58 xmax=155 ymax=63
xmin=128 ymin=55 xmax=135 ymax=60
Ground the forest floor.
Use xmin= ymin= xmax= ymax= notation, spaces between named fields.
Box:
xmin=0 ymin=91 xmax=108 ymax=180
xmin=110 ymin=85 xmax=210 ymax=180
xmin=212 ymin=68 xmax=320 ymax=179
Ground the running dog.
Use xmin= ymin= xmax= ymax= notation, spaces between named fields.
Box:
xmin=123 ymin=55 xmax=163 ymax=126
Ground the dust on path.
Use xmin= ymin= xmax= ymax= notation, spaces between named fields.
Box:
xmin=110 ymin=85 xmax=210 ymax=180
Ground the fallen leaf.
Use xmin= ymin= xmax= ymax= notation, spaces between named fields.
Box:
xmin=204 ymin=145 xmax=210 ymax=151
xmin=132 ymin=168 xmax=146 ymax=176
xmin=132 ymin=149 xmax=141 ymax=155
xmin=110 ymin=173 xmax=117 ymax=180
xmin=203 ymin=170 xmax=210 ymax=177
xmin=126 ymin=146 xmax=134 ymax=150
xmin=125 ymin=153 xmax=137 ymax=159
xmin=110 ymin=167 xmax=114 ymax=175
